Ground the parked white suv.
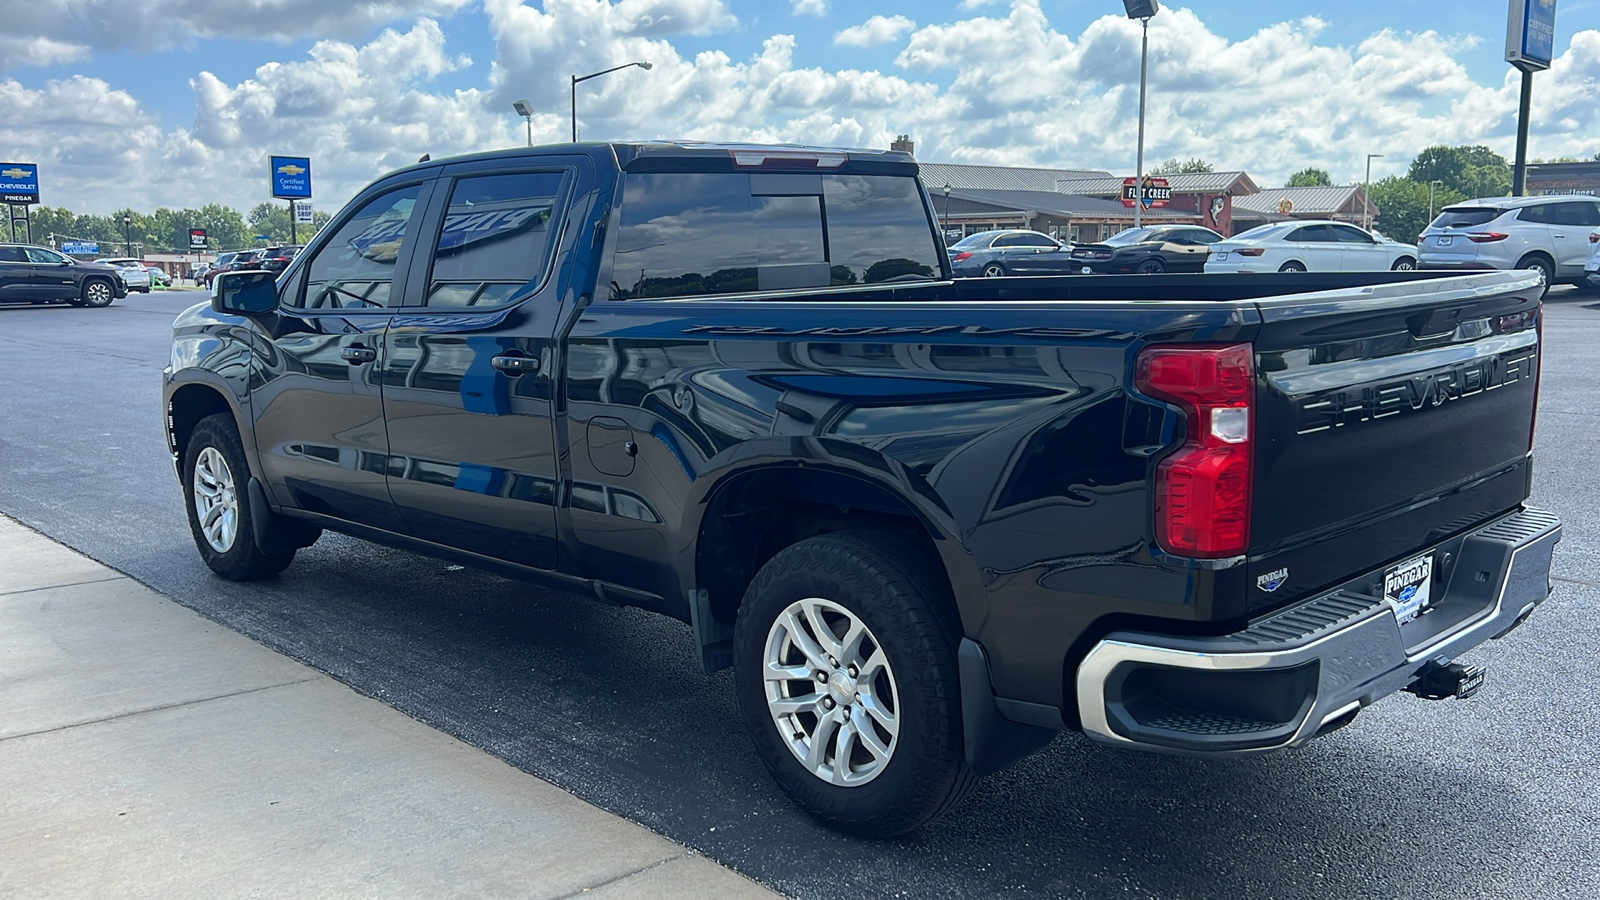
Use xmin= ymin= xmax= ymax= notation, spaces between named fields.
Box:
xmin=95 ymin=258 xmax=152 ymax=292
xmin=1417 ymin=195 xmax=1600 ymax=287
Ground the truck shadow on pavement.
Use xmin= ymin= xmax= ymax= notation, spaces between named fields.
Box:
xmin=179 ymin=531 xmax=1560 ymax=900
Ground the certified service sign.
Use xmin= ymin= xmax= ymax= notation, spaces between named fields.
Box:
xmin=1 ymin=163 xmax=40 ymax=204
xmin=269 ymin=156 xmax=312 ymax=199
xmin=1506 ymin=0 xmax=1558 ymax=71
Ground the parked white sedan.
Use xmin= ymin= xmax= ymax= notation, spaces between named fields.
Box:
xmin=1205 ymin=220 xmax=1418 ymax=273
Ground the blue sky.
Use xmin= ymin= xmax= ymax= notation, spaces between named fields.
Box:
xmin=2 ymin=0 xmax=1596 ymax=213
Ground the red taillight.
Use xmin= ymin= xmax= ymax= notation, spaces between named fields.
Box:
xmin=1467 ymin=232 xmax=1509 ymax=243
xmin=952 ymin=251 xmax=973 ymax=262
xmin=1135 ymin=343 xmax=1255 ymax=558
xmin=1236 ymin=248 xmax=1264 ymax=257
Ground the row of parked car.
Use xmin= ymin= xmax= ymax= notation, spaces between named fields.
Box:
xmin=0 ymin=241 xmax=307 ymax=309
xmin=948 ymin=194 xmax=1600 ymax=289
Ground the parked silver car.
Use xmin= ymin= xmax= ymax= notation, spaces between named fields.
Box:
xmin=1417 ymin=195 xmax=1600 ymax=286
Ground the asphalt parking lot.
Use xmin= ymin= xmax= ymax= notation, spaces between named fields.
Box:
xmin=0 ymin=286 xmax=1596 ymax=899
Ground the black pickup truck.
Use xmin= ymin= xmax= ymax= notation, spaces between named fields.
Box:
xmin=165 ymin=142 xmax=1561 ymax=836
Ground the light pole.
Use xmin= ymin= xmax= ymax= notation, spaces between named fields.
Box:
xmin=570 ymin=61 xmax=652 ymax=142
xmin=512 ymin=99 xmax=534 ymax=147
xmin=1123 ymin=1 xmax=1159 ymax=229
xmin=1363 ymin=153 xmax=1383 ymax=230
xmin=122 ymin=214 xmax=132 ymax=257
xmin=1428 ymin=179 xmax=1443 ymax=222
xmin=942 ymin=183 xmax=952 ymax=241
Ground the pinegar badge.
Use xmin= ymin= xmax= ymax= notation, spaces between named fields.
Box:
xmin=1256 ymin=567 xmax=1288 ymax=592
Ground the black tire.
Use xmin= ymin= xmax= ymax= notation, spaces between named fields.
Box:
xmin=1391 ymin=256 xmax=1417 ymax=271
xmin=1517 ymin=254 xmax=1554 ymax=286
xmin=733 ymin=530 xmax=977 ymax=837
xmin=1136 ymin=257 xmax=1166 ymax=274
xmin=1278 ymin=261 xmax=1307 ymax=273
xmin=80 ymin=278 xmax=115 ymax=307
xmin=182 ymin=413 xmax=297 ymax=580
xmin=981 ymin=263 xmax=1006 ymax=278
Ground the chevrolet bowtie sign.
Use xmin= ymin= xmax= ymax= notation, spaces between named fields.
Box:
xmin=0 ymin=162 xmax=40 ymax=204
xmin=269 ymin=155 xmax=312 ymax=199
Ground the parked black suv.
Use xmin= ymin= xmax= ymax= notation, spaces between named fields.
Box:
xmin=0 ymin=243 xmax=127 ymax=307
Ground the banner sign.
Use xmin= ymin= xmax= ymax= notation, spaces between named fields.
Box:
xmin=0 ymin=162 xmax=40 ymax=204
xmin=269 ymin=156 xmax=312 ymax=199
xmin=1121 ymin=176 xmax=1172 ymax=209
xmin=61 ymin=241 xmax=99 ymax=255
xmin=1506 ymin=0 xmax=1558 ymax=71
xmin=189 ymin=228 xmax=208 ymax=249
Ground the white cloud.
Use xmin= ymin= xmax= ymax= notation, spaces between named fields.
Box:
xmin=8 ymin=0 xmax=1600 ymax=217
xmin=834 ymin=16 xmax=916 ymax=48
xmin=0 ymin=35 xmax=91 ymax=69
xmin=792 ymin=0 xmax=829 ymax=15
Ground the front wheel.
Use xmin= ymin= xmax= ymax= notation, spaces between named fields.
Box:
xmin=183 ymin=413 xmax=297 ymax=580
xmin=1392 ymin=257 xmax=1417 ymax=271
xmin=80 ymin=279 xmax=115 ymax=307
xmin=980 ymin=263 xmax=1006 ymax=278
xmin=1278 ymin=261 xmax=1307 ymax=273
xmin=733 ymin=531 xmax=976 ymax=837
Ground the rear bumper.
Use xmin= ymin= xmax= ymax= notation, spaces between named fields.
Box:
xmin=1075 ymin=506 xmax=1561 ymax=755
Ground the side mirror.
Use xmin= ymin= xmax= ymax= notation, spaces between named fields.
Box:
xmin=212 ymin=269 xmax=278 ymax=315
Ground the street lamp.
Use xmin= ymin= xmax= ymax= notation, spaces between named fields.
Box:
xmin=570 ymin=61 xmax=652 ymax=142
xmin=122 ymin=214 xmax=132 ymax=257
xmin=942 ymin=183 xmax=952 ymax=241
xmin=1363 ymin=153 xmax=1383 ymax=231
xmin=1428 ymin=179 xmax=1444 ymax=222
xmin=1123 ymin=0 xmax=1159 ymax=228
xmin=512 ymin=99 xmax=534 ymax=147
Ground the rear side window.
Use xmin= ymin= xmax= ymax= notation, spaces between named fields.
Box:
xmin=1013 ymin=233 xmax=1058 ymax=247
xmin=609 ymin=171 xmax=941 ymax=299
xmin=294 ymin=184 xmax=424 ymax=310
xmin=423 ymin=171 xmax=568 ymax=308
xmin=0 ymin=247 xmax=25 ymax=262
xmin=1432 ymin=208 xmax=1501 ymax=229
xmin=1288 ymin=224 xmax=1331 ymax=242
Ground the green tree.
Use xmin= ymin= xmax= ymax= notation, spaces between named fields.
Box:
xmin=1151 ymin=157 xmax=1214 ymax=175
xmin=1407 ymin=145 xmax=1511 ymax=200
xmin=1369 ymin=176 xmax=1465 ymax=244
xmin=1286 ymin=167 xmax=1332 ymax=187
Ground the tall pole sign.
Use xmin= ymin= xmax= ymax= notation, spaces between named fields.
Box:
xmin=1 ymin=162 xmax=39 ymax=243
xmin=269 ymin=155 xmax=312 ymax=244
xmin=1506 ymin=0 xmax=1558 ymax=196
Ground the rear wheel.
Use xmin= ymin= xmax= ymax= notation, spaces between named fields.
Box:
xmin=1392 ymin=256 xmax=1417 ymax=270
xmin=1278 ymin=261 xmax=1307 ymax=273
xmin=981 ymin=263 xmax=1006 ymax=278
xmin=733 ymin=531 xmax=976 ymax=837
xmin=80 ymin=278 xmax=114 ymax=307
xmin=1517 ymin=254 xmax=1554 ymax=287
xmin=1136 ymin=258 xmax=1166 ymax=274
xmin=183 ymin=413 xmax=297 ymax=580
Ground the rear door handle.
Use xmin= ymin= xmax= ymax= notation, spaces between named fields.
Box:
xmin=341 ymin=345 xmax=377 ymax=364
xmin=491 ymin=354 xmax=541 ymax=375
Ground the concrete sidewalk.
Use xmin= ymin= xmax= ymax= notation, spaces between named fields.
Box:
xmin=0 ymin=515 xmax=781 ymax=899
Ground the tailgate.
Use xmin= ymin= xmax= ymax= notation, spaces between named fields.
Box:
xmin=1246 ymin=270 xmax=1544 ymax=610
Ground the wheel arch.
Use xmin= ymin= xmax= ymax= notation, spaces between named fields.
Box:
xmin=165 ymin=378 xmax=250 ymax=480
xmin=686 ymin=460 xmax=982 ymax=672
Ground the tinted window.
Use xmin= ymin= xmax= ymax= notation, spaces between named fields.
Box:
xmin=992 ymin=234 xmax=1024 ymax=248
xmin=424 ymin=171 xmax=567 ymax=308
xmin=610 ymin=171 xmax=940 ymax=299
xmin=1330 ymin=224 xmax=1375 ymax=243
xmin=1548 ymin=201 xmax=1600 ymax=227
xmin=950 ymin=232 xmax=997 ymax=250
xmin=0 ymin=247 xmax=23 ymax=263
xmin=1104 ymin=227 xmax=1156 ymax=245
xmin=1288 ymin=224 xmax=1332 ymax=242
xmin=1517 ymin=205 xmax=1557 ymax=224
xmin=25 ymin=247 xmax=66 ymax=263
xmin=1184 ymin=229 xmax=1221 ymax=244
xmin=296 ymin=184 xmax=424 ymax=310
xmin=1432 ymin=208 xmax=1501 ymax=229
xmin=1013 ymin=233 xmax=1058 ymax=247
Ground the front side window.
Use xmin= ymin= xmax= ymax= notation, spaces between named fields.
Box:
xmin=424 ymin=171 xmax=567 ymax=308
xmin=1548 ymin=201 xmax=1600 ymax=227
xmin=28 ymin=247 xmax=68 ymax=263
xmin=294 ymin=183 xmax=424 ymax=310
xmin=609 ymin=171 xmax=941 ymax=299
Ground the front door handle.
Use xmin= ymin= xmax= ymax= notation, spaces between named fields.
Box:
xmin=492 ymin=354 xmax=541 ymax=375
xmin=341 ymin=345 xmax=377 ymax=364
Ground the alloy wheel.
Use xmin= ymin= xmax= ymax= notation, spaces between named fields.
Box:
xmin=763 ymin=596 xmax=901 ymax=786
xmin=192 ymin=447 xmax=240 ymax=553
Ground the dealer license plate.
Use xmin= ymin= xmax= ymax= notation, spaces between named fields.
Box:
xmin=1213 ymin=251 xmax=1229 ymax=261
xmin=1437 ymin=235 xmax=1454 ymax=247
xmin=1384 ymin=553 xmax=1434 ymax=625
xmin=1081 ymin=266 xmax=1092 ymax=274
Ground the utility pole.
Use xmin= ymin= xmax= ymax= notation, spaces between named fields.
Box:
xmin=1122 ymin=2 xmax=1159 ymax=229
